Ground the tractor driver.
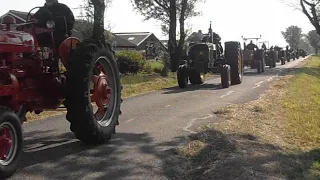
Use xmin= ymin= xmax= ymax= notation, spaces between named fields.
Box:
xmin=32 ymin=0 xmax=75 ymax=50
xmin=246 ymin=40 xmax=258 ymax=51
xmin=261 ymin=43 xmax=267 ymax=51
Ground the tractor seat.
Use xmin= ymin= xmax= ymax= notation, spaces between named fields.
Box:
xmin=1 ymin=15 xmax=16 ymax=24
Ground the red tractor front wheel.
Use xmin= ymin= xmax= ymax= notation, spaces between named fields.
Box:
xmin=0 ymin=107 xmax=23 ymax=180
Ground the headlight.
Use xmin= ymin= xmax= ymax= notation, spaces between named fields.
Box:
xmin=46 ymin=20 xmax=55 ymax=29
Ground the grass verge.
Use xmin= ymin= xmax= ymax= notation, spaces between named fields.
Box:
xmin=172 ymin=56 xmax=320 ymax=179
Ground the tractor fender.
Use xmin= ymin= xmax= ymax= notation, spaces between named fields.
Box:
xmin=58 ymin=37 xmax=81 ymax=69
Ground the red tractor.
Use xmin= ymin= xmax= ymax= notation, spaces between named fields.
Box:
xmin=0 ymin=7 xmax=122 ymax=179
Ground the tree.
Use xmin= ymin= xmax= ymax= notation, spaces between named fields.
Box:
xmin=300 ymin=0 xmax=320 ymax=35
xmin=75 ymin=0 xmax=113 ymax=41
xmin=300 ymin=34 xmax=313 ymax=53
xmin=131 ymin=0 xmax=205 ymax=72
xmin=307 ymin=29 xmax=320 ymax=53
xmin=281 ymin=25 xmax=303 ymax=49
xmin=279 ymin=0 xmax=320 ymax=36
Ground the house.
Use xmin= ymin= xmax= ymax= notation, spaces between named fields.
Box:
xmin=160 ymin=40 xmax=168 ymax=48
xmin=107 ymin=34 xmax=137 ymax=51
xmin=109 ymin=32 xmax=168 ymax=59
xmin=111 ymin=32 xmax=167 ymax=51
xmin=0 ymin=10 xmax=29 ymax=23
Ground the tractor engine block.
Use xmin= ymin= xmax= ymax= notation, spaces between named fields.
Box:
xmin=0 ymin=53 xmax=65 ymax=114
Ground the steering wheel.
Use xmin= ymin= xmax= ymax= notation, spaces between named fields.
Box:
xmin=26 ymin=6 xmax=54 ymax=23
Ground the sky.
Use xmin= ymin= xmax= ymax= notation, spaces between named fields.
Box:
xmin=0 ymin=0 xmax=315 ymax=47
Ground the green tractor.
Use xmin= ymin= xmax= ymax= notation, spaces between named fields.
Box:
xmin=177 ymin=22 xmax=244 ymax=89
xmin=241 ymin=35 xmax=265 ymax=74
xmin=260 ymin=41 xmax=277 ymax=68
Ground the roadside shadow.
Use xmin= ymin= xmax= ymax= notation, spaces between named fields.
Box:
xmin=158 ymin=128 xmax=320 ymax=180
xmin=285 ymin=67 xmax=320 ymax=77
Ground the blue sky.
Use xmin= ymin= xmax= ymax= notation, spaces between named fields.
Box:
xmin=0 ymin=0 xmax=314 ymax=47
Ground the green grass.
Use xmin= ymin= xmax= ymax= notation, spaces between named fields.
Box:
xmin=283 ymin=56 xmax=320 ymax=149
xmin=148 ymin=61 xmax=164 ymax=69
xmin=143 ymin=61 xmax=164 ymax=74
xmin=121 ymin=72 xmax=177 ymax=98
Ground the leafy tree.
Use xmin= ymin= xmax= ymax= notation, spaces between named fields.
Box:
xmin=300 ymin=34 xmax=313 ymax=53
xmin=131 ymin=0 xmax=205 ymax=72
xmin=307 ymin=30 xmax=320 ymax=53
xmin=281 ymin=25 xmax=303 ymax=49
xmin=74 ymin=0 xmax=113 ymax=40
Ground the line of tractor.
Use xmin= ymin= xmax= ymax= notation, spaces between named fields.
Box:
xmin=176 ymin=22 xmax=308 ymax=89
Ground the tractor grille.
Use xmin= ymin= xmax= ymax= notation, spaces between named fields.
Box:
xmin=189 ymin=44 xmax=209 ymax=62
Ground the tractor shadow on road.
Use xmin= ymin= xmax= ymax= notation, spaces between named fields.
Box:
xmin=15 ymin=129 xmax=185 ymax=180
xmin=14 ymin=126 xmax=320 ymax=179
xmin=162 ymin=83 xmax=222 ymax=94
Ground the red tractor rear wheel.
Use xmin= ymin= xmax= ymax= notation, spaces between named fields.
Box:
xmin=65 ymin=40 xmax=122 ymax=145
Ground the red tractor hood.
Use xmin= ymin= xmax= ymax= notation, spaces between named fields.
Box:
xmin=0 ymin=29 xmax=35 ymax=53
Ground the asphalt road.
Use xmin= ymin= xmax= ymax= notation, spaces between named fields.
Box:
xmin=10 ymin=57 xmax=307 ymax=180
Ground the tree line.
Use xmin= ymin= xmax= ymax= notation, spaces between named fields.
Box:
xmin=280 ymin=0 xmax=320 ymax=53
xmin=81 ymin=0 xmax=206 ymax=72
xmin=87 ymin=0 xmax=320 ymax=74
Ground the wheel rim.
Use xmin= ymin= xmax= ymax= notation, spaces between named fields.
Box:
xmin=90 ymin=56 xmax=118 ymax=127
xmin=0 ymin=122 xmax=18 ymax=166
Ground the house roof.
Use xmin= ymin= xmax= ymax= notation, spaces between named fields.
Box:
xmin=113 ymin=32 xmax=153 ymax=47
xmin=0 ymin=10 xmax=32 ymax=23
xmin=108 ymin=34 xmax=137 ymax=48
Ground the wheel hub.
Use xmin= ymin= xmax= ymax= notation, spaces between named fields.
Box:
xmin=0 ymin=127 xmax=12 ymax=161
xmin=93 ymin=75 xmax=112 ymax=108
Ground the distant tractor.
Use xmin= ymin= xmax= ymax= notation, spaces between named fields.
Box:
xmin=299 ymin=49 xmax=307 ymax=58
xmin=265 ymin=50 xmax=278 ymax=68
xmin=260 ymin=41 xmax=277 ymax=68
xmin=241 ymin=35 xmax=265 ymax=74
xmin=274 ymin=46 xmax=286 ymax=65
xmin=177 ymin=22 xmax=244 ymax=89
xmin=279 ymin=49 xmax=287 ymax=65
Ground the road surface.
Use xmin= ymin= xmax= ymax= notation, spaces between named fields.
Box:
xmin=10 ymin=57 xmax=307 ymax=180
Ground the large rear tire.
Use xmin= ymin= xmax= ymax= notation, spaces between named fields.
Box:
xmin=225 ymin=41 xmax=243 ymax=85
xmin=0 ymin=107 xmax=23 ymax=180
xmin=65 ymin=40 xmax=122 ymax=145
